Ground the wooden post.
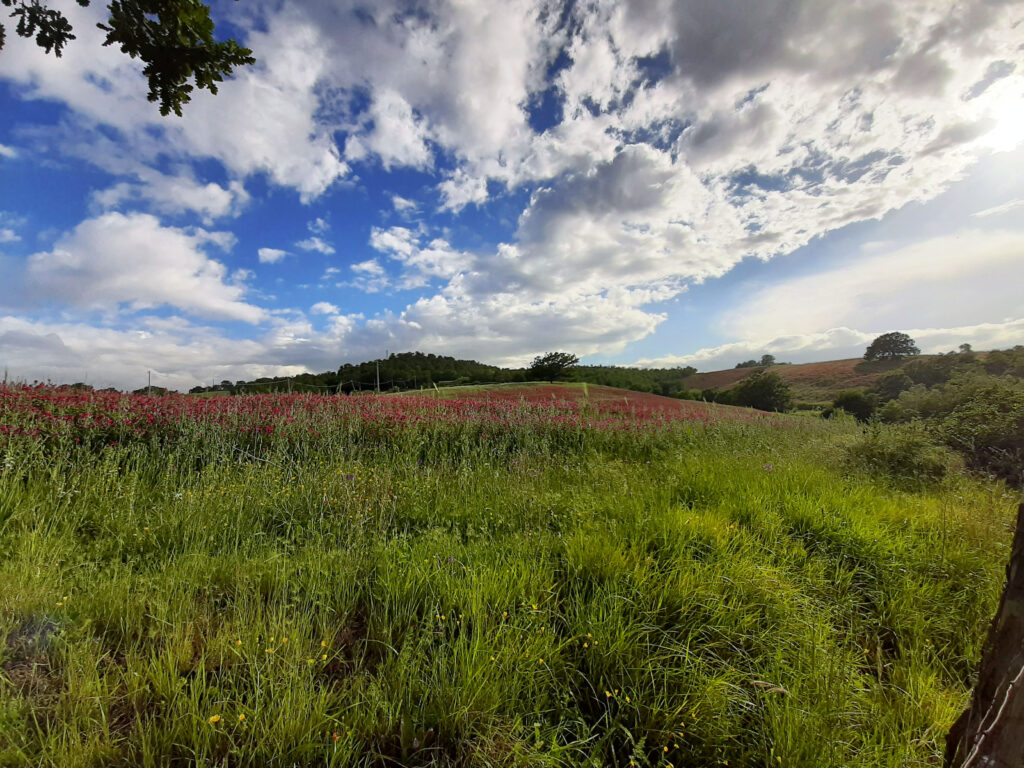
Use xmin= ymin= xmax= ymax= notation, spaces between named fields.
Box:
xmin=946 ymin=502 xmax=1024 ymax=767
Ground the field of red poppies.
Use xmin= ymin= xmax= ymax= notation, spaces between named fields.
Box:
xmin=418 ymin=382 xmax=759 ymax=418
xmin=0 ymin=383 xmax=764 ymax=452
xmin=0 ymin=380 xmax=1013 ymax=768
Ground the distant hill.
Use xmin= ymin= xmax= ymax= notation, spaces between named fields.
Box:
xmin=188 ymin=351 xmax=699 ymax=397
xmin=185 ymin=349 xmax=1016 ymax=405
xmin=683 ymin=357 xmax=911 ymax=404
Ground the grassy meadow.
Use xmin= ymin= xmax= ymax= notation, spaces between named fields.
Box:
xmin=0 ymin=386 xmax=1017 ymax=767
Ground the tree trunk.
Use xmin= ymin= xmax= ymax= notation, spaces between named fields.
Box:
xmin=946 ymin=502 xmax=1024 ymax=767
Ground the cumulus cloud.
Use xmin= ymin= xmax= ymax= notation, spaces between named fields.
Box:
xmin=2 ymin=0 xmax=1024 ymax=381
xmin=0 ymin=315 xmax=300 ymax=390
xmin=258 ymin=248 xmax=290 ymax=264
xmin=0 ymin=228 xmax=19 ymax=244
xmin=369 ymin=226 xmax=472 ymax=289
xmin=346 ymin=89 xmax=432 ymax=170
xmin=0 ymin=144 xmax=17 ymax=158
xmin=92 ymin=173 xmax=249 ymax=223
xmin=23 ymin=212 xmax=265 ymax=323
xmin=1 ymin=2 xmax=348 ymax=203
xmin=310 ymin=301 xmax=340 ymax=315
xmin=295 ymin=237 xmax=335 ymax=255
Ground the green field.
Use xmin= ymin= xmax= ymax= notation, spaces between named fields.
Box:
xmin=0 ymin=392 xmax=1016 ymax=767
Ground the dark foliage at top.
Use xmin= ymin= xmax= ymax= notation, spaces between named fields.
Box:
xmin=0 ymin=0 xmax=254 ymax=116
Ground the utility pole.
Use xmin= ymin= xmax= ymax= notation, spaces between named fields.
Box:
xmin=376 ymin=360 xmax=381 ymax=393
xmin=147 ymin=370 xmax=152 ymax=396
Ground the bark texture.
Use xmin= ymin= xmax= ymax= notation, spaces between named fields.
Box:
xmin=946 ymin=502 xmax=1024 ymax=768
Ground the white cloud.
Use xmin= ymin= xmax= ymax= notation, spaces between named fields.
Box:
xmin=347 ymin=89 xmax=432 ymax=170
xmin=310 ymin=301 xmax=340 ymax=315
xmin=0 ymin=228 xmax=19 ymax=244
xmin=1 ymin=2 xmax=348 ymax=203
xmin=352 ymin=259 xmax=385 ymax=276
xmin=369 ymin=226 xmax=471 ymax=289
xmin=295 ymin=236 xmax=335 ymax=255
xmin=0 ymin=315 xmax=302 ymax=390
xmin=22 ymin=212 xmax=265 ymax=323
xmin=0 ymin=144 xmax=17 ymax=159
xmin=973 ymin=198 xmax=1024 ymax=219
xmin=92 ymin=173 xmax=249 ymax=223
xmin=347 ymin=259 xmax=390 ymax=293
xmin=3 ymin=0 xmax=1024 ymax=373
xmin=392 ymin=195 xmax=418 ymax=212
xmin=718 ymin=229 xmax=1024 ymax=341
xmin=634 ymin=318 xmax=1024 ymax=372
xmin=437 ymin=168 xmax=489 ymax=212
xmin=258 ymin=247 xmax=290 ymax=264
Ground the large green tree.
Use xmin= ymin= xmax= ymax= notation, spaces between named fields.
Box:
xmin=529 ymin=352 xmax=579 ymax=382
xmin=864 ymin=332 xmax=920 ymax=361
xmin=0 ymin=0 xmax=254 ymax=116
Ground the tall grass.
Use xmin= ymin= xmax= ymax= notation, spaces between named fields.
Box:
xmin=0 ymin=390 xmax=1017 ymax=767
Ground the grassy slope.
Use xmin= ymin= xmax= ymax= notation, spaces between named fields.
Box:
xmin=683 ymin=358 xmax=909 ymax=404
xmin=0 ymin=404 xmax=1017 ymax=767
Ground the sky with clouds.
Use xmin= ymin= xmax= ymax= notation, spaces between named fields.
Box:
xmin=0 ymin=0 xmax=1023 ymax=390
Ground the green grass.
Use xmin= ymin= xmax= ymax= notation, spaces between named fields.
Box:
xmin=0 ymin=413 xmax=1017 ymax=767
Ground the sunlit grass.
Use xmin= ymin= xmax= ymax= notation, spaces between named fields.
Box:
xmin=0 ymin=392 xmax=1017 ymax=767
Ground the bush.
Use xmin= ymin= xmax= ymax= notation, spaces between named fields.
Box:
xmin=671 ymin=389 xmax=703 ymax=401
xmin=844 ymin=423 xmax=951 ymax=489
xmin=830 ymin=390 xmax=876 ymax=422
xmin=869 ymin=371 xmax=913 ymax=403
xmin=935 ymin=379 xmax=1024 ymax=486
xmin=729 ymin=370 xmax=793 ymax=412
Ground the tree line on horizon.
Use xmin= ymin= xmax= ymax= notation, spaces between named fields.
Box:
xmin=183 ymin=351 xmax=700 ymax=398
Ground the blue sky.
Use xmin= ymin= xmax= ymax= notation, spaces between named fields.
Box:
xmin=1 ymin=0 xmax=1023 ymax=390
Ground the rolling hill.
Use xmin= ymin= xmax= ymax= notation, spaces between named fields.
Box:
xmin=681 ymin=357 xmax=908 ymax=404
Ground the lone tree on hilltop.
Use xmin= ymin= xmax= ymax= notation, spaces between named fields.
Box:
xmin=864 ymin=332 xmax=920 ymax=361
xmin=529 ymin=352 xmax=579 ymax=382
xmin=0 ymin=0 xmax=254 ymax=116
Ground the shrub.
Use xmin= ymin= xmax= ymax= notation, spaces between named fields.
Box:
xmin=830 ymin=389 xmax=876 ymax=422
xmin=729 ymin=370 xmax=793 ymax=412
xmin=844 ymin=423 xmax=951 ymax=489
xmin=869 ymin=371 xmax=913 ymax=403
xmin=935 ymin=378 xmax=1024 ymax=486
